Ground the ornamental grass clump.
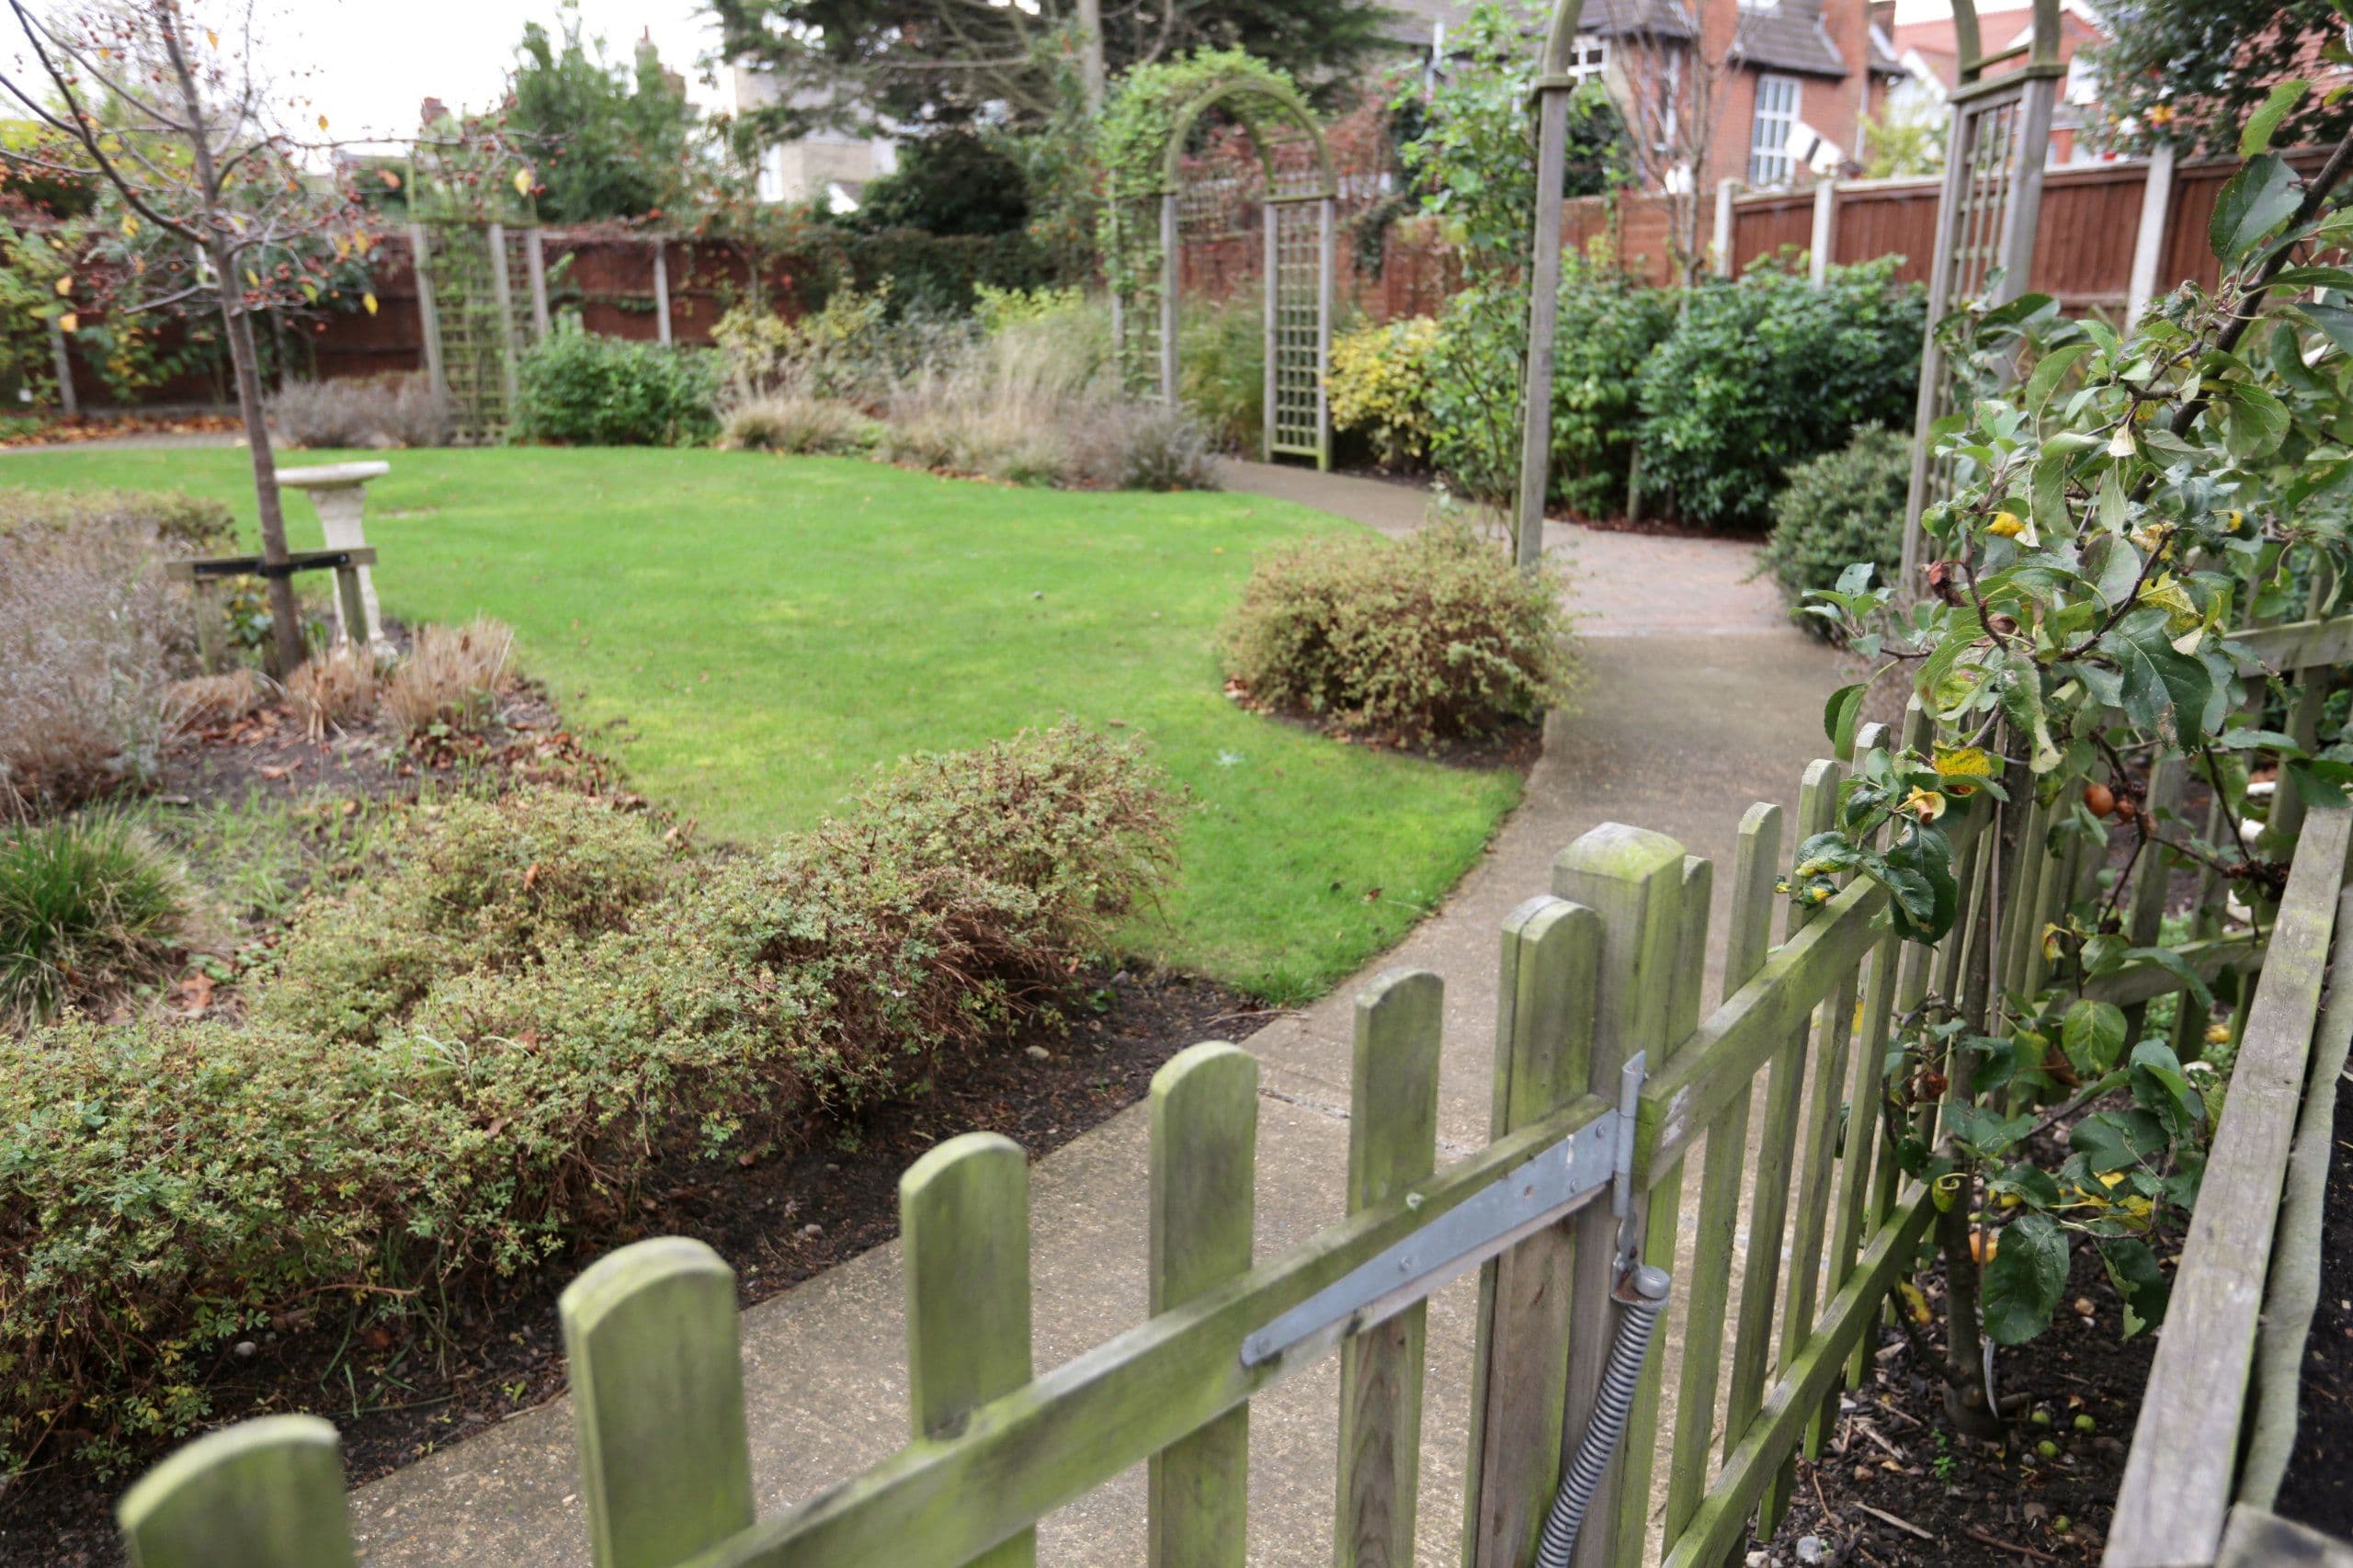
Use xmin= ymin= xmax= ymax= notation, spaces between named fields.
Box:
xmin=1222 ymin=519 xmax=1577 ymax=743
xmin=0 ymin=724 xmax=1177 ymax=1476
xmin=0 ymin=491 xmax=225 ymax=808
xmin=0 ymin=812 xmax=188 ymax=1028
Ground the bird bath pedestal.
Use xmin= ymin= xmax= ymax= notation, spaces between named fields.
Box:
xmin=277 ymin=460 xmax=392 ymax=653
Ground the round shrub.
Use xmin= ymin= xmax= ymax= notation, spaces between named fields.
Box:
xmin=1636 ymin=256 xmax=1925 ymax=532
xmin=0 ymin=812 xmax=187 ymax=1028
xmin=1759 ymin=425 xmax=1914 ymax=638
xmin=513 ymin=328 xmax=720 ymax=447
xmin=1223 ymin=519 xmax=1577 ymax=743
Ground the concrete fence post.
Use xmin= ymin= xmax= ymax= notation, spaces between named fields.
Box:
xmin=2126 ymin=142 xmax=2177 ymax=323
xmin=1712 ymin=179 xmax=1739 ymax=278
xmin=1809 ymin=179 xmax=1837 ymax=285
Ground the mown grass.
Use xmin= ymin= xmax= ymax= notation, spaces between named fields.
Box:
xmin=3 ymin=447 xmax=1520 ymax=999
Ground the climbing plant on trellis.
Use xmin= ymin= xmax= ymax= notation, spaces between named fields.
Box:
xmin=1098 ymin=51 xmax=1336 ymax=468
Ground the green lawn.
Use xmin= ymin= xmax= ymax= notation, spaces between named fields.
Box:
xmin=6 ymin=447 xmax=1518 ymax=1000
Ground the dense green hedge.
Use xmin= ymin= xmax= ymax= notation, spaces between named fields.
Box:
xmin=841 ymin=227 xmax=1054 ymax=317
xmin=1635 ymin=256 xmax=1925 ymax=531
xmin=512 ymin=329 xmax=720 ymax=447
xmin=1 ymin=724 xmax=1176 ymax=1476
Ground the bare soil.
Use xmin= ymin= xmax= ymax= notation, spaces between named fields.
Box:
xmin=2270 ymin=1074 xmax=2353 ymax=1538
xmin=1763 ymin=1240 xmax=2159 ymax=1566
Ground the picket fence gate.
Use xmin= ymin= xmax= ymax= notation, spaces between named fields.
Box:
xmin=116 ymin=605 xmax=2353 ymax=1567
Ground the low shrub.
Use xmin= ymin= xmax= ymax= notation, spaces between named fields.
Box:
xmin=381 ymin=618 xmax=513 ymax=736
xmin=1636 ymin=256 xmax=1924 ymax=531
xmin=1758 ymin=425 xmax=1914 ymax=638
xmin=253 ymin=788 xmax=675 ymax=1045
xmin=1072 ymin=400 xmax=1222 ymax=492
xmin=0 ymin=485 xmax=233 ymax=551
xmin=1327 ymin=316 xmax=1438 ymax=469
xmin=718 ymin=395 xmax=881 ymax=456
xmin=1 ymin=812 xmax=188 ymax=1028
xmin=1223 ymin=519 xmax=1578 ymax=742
xmin=4 ymin=724 xmax=1175 ymax=1474
xmin=0 ymin=496 xmax=202 ymax=808
xmin=267 ymin=373 xmax=449 ymax=449
xmin=513 ymin=329 xmax=719 ymax=447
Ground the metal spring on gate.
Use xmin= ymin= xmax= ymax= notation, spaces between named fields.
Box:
xmin=1532 ymin=1263 xmax=1673 ymax=1568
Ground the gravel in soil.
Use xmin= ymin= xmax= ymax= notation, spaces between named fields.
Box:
xmin=0 ymin=967 xmax=1275 ymax=1566
xmin=1761 ymin=1242 xmax=2157 ymax=1566
xmin=2270 ymin=1062 xmax=2353 ymax=1537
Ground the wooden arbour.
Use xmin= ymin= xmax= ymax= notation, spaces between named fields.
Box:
xmin=1896 ymin=0 xmax=2067 ymax=587
xmin=1107 ymin=74 xmax=1336 ymax=469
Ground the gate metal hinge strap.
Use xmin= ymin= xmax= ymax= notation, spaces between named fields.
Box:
xmin=1238 ymin=1053 xmax=1649 ymax=1369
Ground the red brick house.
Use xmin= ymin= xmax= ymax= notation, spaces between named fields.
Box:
xmin=1392 ymin=0 xmax=1907 ymax=189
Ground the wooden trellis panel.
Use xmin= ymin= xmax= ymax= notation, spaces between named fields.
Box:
xmin=415 ymin=222 xmax=542 ymax=444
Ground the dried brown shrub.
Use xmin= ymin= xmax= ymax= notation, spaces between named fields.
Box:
xmin=162 ymin=669 xmax=267 ymax=733
xmin=381 ymin=619 xmax=514 ymax=736
xmin=285 ymin=647 xmax=381 ymax=739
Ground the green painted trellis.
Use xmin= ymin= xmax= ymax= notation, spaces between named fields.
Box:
xmin=1103 ymin=67 xmax=1336 ymax=469
xmin=114 ymin=597 xmax=2353 ymax=1566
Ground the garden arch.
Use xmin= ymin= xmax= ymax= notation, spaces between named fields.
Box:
xmin=1105 ymin=69 xmax=1337 ymax=469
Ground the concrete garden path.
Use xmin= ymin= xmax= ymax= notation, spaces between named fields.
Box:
xmin=347 ymin=461 xmax=1847 ymax=1564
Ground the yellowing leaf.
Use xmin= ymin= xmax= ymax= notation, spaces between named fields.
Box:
xmin=1898 ymin=1279 xmax=1932 ymax=1325
xmin=206 ymin=28 xmax=219 ymax=47
xmin=53 ymin=275 xmax=71 ymax=296
xmin=514 ymin=166 xmax=533 ymax=197
xmin=58 ymin=312 xmax=77 ymax=333
xmin=245 ymin=269 xmax=260 ymax=288
xmin=318 ymin=114 xmax=330 ymax=131
xmin=362 ymin=292 xmax=379 ymax=317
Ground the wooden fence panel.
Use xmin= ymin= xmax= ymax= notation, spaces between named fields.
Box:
xmin=1462 ymin=899 xmax=1604 ymax=1566
xmin=1334 ymin=971 xmax=1444 ymax=1567
xmin=560 ymin=1238 xmax=756 ymax=1568
xmin=1148 ymin=1044 xmax=1259 ymax=1567
xmin=903 ymin=1133 xmax=1037 ymax=1568
xmin=1552 ymin=824 xmax=1689 ymax=1568
xmin=2109 ymin=804 xmax=2353 ymax=1567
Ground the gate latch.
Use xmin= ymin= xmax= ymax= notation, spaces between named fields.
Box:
xmin=1238 ymin=1051 xmax=1646 ymax=1369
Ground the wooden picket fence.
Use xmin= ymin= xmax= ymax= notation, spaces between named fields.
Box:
xmin=113 ymin=612 xmax=2353 ymax=1568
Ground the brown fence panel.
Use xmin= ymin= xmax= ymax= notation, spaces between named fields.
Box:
xmin=1732 ymin=192 xmax=1813 ymax=272
xmin=1830 ymin=179 xmax=1939 ymax=281
xmin=2027 ymin=162 xmax=2150 ymax=313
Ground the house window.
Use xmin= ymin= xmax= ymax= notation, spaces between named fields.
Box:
xmin=1748 ymin=74 xmax=1802 ymax=186
xmin=1567 ymin=33 xmax=1608 ymax=83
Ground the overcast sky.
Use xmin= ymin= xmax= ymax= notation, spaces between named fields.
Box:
xmin=4 ymin=1 xmax=729 ymax=148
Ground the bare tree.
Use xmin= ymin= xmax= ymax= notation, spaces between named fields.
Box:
xmin=2 ymin=0 xmax=378 ymax=673
xmin=1608 ymin=4 xmax=1767 ymax=285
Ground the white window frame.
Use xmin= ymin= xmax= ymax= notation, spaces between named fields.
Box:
xmin=1748 ymin=74 xmax=1802 ymax=187
xmin=1566 ymin=32 xmax=1608 ymax=83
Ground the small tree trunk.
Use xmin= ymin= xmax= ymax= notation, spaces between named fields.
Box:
xmin=1937 ymin=745 xmax=2034 ymax=1438
xmin=215 ymin=262 xmax=304 ymax=676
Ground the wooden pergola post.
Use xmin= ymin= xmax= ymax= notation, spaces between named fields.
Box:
xmin=1898 ymin=0 xmax=2064 ymax=592
xmin=1511 ymin=0 xmax=1591 ymax=571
